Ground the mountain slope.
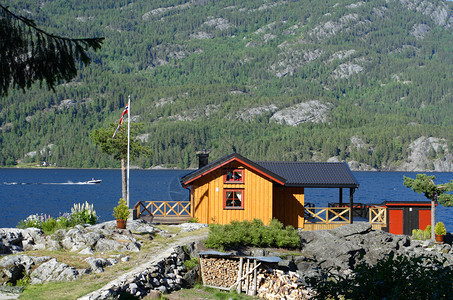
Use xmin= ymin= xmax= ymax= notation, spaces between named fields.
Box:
xmin=1 ymin=0 xmax=453 ymax=170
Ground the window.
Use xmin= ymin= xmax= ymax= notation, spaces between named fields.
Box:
xmin=224 ymin=189 xmax=244 ymax=209
xmin=224 ymin=169 xmax=244 ymax=183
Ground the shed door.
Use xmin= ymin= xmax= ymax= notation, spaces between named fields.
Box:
xmin=389 ymin=209 xmax=403 ymax=235
xmin=419 ymin=210 xmax=431 ymax=231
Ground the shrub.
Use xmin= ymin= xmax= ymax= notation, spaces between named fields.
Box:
xmin=204 ymin=219 xmax=300 ymax=250
xmin=435 ymin=221 xmax=447 ymax=235
xmin=69 ymin=201 xmax=97 ymax=225
xmin=41 ymin=217 xmax=58 ymax=234
xmin=424 ymin=225 xmax=431 ymax=239
xmin=306 ymin=253 xmax=453 ymax=299
xmin=113 ymin=198 xmax=130 ymax=220
xmin=183 ymin=257 xmax=199 ymax=270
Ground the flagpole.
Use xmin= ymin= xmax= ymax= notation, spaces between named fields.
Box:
xmin=127 ymin=95 xmax=131 ymax=208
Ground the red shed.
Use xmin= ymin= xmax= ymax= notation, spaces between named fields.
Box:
xmin=385 ymin=201 xmax=432 ymax=235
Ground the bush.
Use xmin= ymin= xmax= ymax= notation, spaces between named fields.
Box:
xmin=435 ymin=221 xmax=447 ymax=235
xmin=69 ymin=201 xmax=97 ymax=225
xmin=204 ymin=219 xmax=300 ymax=250
xmin=306 ymin=253 xmax=453 ymax=299
xmin=113 ymin=198 xmax=130 ymax=220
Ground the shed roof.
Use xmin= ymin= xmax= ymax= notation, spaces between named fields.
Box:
xmin=181 ymin=152 xmax=359 ymax=188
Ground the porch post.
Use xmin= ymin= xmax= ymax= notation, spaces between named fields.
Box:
xmin=339 ymin=188 xmax=343 ymax=206
xmin=349 ymin=188 xmax=354 ymax=224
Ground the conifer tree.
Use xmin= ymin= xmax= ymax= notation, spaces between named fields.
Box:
xmin=90 ymin=122 xmax=152 ymax=203
xmin=404 ymin=174 xmax=453 ymax=239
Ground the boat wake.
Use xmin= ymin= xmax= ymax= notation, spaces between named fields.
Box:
xmin=1 ymin=181 xmax=99 ymax=186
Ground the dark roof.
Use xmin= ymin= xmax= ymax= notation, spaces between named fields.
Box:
xmin=181 ymin=152 xmax=359 ymax=188
xmin=181 ymin=153 xmax=286 ymax=187
xmin=256 ymin=161 xmax=359 ymax=188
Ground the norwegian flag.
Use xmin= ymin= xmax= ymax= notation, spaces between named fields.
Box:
xmin=112 ymin=102 xmax=129 ymax=139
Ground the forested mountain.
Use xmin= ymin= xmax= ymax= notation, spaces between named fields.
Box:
xmin=1 ymin=0 xmax=453 ymax=171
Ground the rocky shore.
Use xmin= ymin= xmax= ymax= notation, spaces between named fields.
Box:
xmin=1 ymin=221 xmax=452 ymax=299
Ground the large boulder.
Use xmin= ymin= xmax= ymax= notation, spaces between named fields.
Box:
xmin=299 ymin=223 xmax=410 ymax=270
xmin=30 ymin=258 xmax=80 ymax=284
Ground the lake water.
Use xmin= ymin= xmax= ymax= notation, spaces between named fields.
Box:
xmin=0 ymin=169 xmax=452 ymax=231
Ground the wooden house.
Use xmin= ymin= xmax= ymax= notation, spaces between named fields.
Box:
xmin=180 ymin=152 xmax=360 ymax=229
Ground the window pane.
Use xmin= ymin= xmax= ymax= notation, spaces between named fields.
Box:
xmin=226 ymin=171 xmax=234 ymax=181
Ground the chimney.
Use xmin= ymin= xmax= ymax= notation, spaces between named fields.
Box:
xmin=196 ymin=149 xmax=211 ymax=169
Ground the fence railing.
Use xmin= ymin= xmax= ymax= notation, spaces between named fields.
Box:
xmin=304 ymin=207 xmax=351 ymax=224
xmin=369 ymin=206 xmax=386 ymax=225
xmin=134 ymin=201 xmax=191 ymax=218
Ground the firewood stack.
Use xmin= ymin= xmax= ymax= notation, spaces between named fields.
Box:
xmin=199 ymin=257 xmax=239 ymax=288
xmin=199 ymin=256 xmax=316 ymax=299
xmin=256 ymin=269 xmax=316 ymax=299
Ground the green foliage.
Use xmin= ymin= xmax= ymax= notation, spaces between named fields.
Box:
xmin=412 ymin=225 xmax=432 ymax=240
xmin=69 ymin=201 xmax=97 ymax=226
xmin=16 ymin=202 xmax=97 ymax=234
xmin=113 ymin=198 xmax=130 ymax=220
xmin=435 ymin=221 xmax=447 ymax=236
xmin=404 ymin=174 xmax=453 ymax=206
xmin=183 ymin=256 xmax=199 ymax=270
xmin=307 ymin=253 xmax=453 ymax=300
xmin=16 ymin=270 xmax=31 ymax=287
xmin=2 ymin=0 xmax=453 ymax=169
xmin=204 ymin=219 xmax=300 ymax=250
xmin=0 ymin=4 xmax=103 ymax=97
xmin=90 ymin=122 xmax=152 ymax=161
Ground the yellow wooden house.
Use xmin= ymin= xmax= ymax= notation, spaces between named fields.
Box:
xmin=180 ymin=152 xmax=360 ymax=229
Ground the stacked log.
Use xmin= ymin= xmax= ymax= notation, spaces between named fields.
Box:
xmin=256 ymin=269 xmax=315 ymax=300
xmin=200 ymin=256 xmax=316 ymax=299
xmin=199 ymin=257 xmax=239 ymax=288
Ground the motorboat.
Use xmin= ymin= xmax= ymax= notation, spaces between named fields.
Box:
xmin=87 ymin=178 xmax=102 ymax=184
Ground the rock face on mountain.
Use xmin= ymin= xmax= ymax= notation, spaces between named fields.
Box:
xmin=391 ymin=136 xmax=453 ymax=172
xmin=270 ymin=101 xmax=332 ymax=126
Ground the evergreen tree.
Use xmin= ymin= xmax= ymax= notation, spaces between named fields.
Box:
xmin=90 ymin=122 xmax=152 ymax=204
xmin=404 ymin=174 xmax=453 ymax=239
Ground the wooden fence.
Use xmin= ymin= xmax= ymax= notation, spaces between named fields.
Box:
xmin=304 ymin=207 xmax=350 ymax=224
xmin=369 ymin=206 xmax=386 ymax=225
xmin=304 ymin=205 xmax=387 ymax=231
xmin=134 ymin=201 xmax=191 ymax=219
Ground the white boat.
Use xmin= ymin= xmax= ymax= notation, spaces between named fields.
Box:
xmin=87 ymin=179 xmax=102 ymax=184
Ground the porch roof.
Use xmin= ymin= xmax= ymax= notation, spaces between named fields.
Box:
xmin=256 ymin=161 xmax=359 ymax=188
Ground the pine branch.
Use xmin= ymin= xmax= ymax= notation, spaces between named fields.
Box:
xmin=0 ymin=4 xmax=104 ymax=96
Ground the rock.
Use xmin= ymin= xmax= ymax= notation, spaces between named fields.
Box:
xmin=331 ymin=223 xmax=372 ymax=237
xmin=79 ymin=247 xmax=94 ymax=255
xmin=171 ymin=223 xmax=208 ymax=233
xmin=270 ymin=101 xmax=332 ymax=126
xmin=30 ymin=258 xmax=80 ymax=284
xmin=94 ymin=238 xmax=140 ymax=252
xmin=83 ymin=258 xmax=112 ymax=273
xmin=0 ymin=255 xmax=51 ymax=285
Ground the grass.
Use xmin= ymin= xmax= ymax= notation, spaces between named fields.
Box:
xmin=161 ymin=284 xmax=258 ymax=300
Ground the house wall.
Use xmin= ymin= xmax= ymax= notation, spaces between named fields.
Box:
xmin=190 ymin=161 xmax=274 ymax=225
xmin=272 ymin=187 xmax=305 ymax=228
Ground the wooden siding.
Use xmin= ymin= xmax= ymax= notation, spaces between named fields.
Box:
xmin=273 ymin=187 xmax=305 ymax=228
xmin=191 ymin=161 xmax=274 ymax=225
